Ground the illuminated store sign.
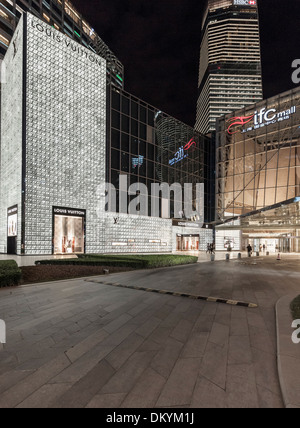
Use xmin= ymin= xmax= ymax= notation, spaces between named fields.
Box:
xmin=30 ymin=18 xmax=102 ymax=66
xmin=227 ymin=106 xmax=297 ymax=134
xmin=173 ymin=219 xmax=203 ymax=228
xmin=233 ymin=0 xmax=256 ymax=5
xmin=227 ymin=115 xmax=254 ymax=135
xmin=53 ymin=207 xmax=86 ymax=217
xmin=177 ymin=222 xmax=202 ymax=228
xmin=169 ymin=139 xmax=196 ymax=166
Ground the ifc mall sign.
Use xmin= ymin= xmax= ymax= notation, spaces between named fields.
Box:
xmin=227 ymin=106 xmax=297 ymax=135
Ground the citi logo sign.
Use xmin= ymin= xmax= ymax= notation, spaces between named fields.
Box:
xmin=169 ymin=139 xmax=196 ymax=166
xmin=0 ymin=319 xmax=6 ymax=344
xmin=227 ymin=106 xmax=296 ymax=134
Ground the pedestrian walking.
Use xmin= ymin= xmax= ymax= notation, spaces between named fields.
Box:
xmin=247 ymin=244 xmax=252 ymax=257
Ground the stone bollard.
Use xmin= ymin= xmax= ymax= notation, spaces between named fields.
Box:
xmin=226 ymin=254 xmax=230 ymax=261
xmin=256 ymin=252 xmax=260 ymax=257
xmin=266 ymin=252 xmax=270 ymax=256
xmin=211 ymin=254 xmax=215 ymax=262
xmin=238 ymin=253 xmax=242 ymax=259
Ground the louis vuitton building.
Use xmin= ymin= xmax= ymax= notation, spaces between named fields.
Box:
xmin=215 ymin=87 xmax=300 ymax=253
xmin=0 ymin=13 xmax=213 ymax=255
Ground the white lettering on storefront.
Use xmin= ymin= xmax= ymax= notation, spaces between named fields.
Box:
xmin=30 ymin=18 xmax=102 ymax=67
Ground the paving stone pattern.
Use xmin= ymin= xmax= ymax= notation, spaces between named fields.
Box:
xmin=0 ymin=257 xmax=299 ymax=408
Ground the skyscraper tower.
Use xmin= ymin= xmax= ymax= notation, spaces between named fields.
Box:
xmin=195 ymin=0 xmax=263 ymax=135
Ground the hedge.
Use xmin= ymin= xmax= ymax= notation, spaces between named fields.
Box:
xmin=36 ymin=259 xmax=146 ymax=269
xmin=0 ymin=260 xmax=22 ymax=288
xmin=35 ymin=254 xmax=198 ymax=269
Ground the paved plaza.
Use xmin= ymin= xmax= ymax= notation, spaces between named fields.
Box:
xmin=0 ymin=256 xmax=300 ymax=408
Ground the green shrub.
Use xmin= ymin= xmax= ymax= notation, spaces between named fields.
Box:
xmin=291 ymin=295 xmax=300 ymax=320
xmin=36 ymin=259 xmax=146 ymax=268
xmin=35 ymin=254 xmax=198 ymax=269
xmin=0 ymin=260 xmax=22 ymax=288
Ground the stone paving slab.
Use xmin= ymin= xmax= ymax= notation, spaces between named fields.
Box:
xmin=0 ymin=258 xmax=299 ymax=408
xmin=156 ymin=358 xmax=202 ymax=407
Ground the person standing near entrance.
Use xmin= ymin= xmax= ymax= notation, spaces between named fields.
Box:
xmin=247 ymin=244 xmax=252 ymax=257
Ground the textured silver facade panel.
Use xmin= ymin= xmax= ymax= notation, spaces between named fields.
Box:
xmin=24 ymin=14 xmax=107 ymax=255
xmin=0 ymin=18 xmax=23 ymax=254
xmin=99 ymin=213 xmax=173 ymax=254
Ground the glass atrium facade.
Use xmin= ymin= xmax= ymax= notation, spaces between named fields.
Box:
xmin=215 ymin=87 xmax=300 ymax=252
xmin=107 ymin=85 xmax=214 ymax=223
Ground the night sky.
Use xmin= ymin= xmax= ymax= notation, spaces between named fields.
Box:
xmin=71 ymin=0 xmax=300 ymax=127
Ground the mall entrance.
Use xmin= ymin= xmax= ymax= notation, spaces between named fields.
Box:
xmin=246 ymin=235 xmax=294 ymax=254
xmin=177 ymin=235 xmax=199 ymax=251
